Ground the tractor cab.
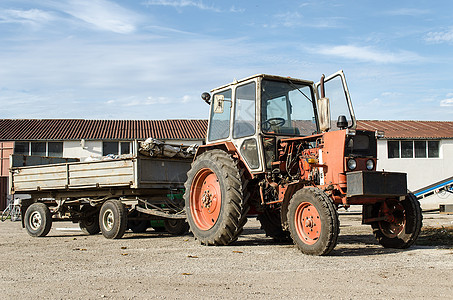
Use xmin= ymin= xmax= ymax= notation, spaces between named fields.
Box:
xmin=203 ymin=71 xmax=355 ymax=173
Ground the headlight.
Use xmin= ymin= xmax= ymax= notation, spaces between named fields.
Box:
xmin=347 ymin=158 xmax=357 ymax=170
xmin=366 ymin=159 xmax=374 ymax=170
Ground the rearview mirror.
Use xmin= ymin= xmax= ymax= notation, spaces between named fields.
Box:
xmin=317 ymin=97 xmax=331 ymax=132
xmin=213 ymin=94 xmax=224 ymax=114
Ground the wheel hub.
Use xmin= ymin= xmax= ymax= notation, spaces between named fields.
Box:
xmin=29 ymin=211 xmax=42 ymax=230
xmin=295 ymin=202 xmax=321 ymax=245
xmin=190 ymin=168 xmax=221 ymax=230
xmin=103 ymin=209 xmax=114 ymax=231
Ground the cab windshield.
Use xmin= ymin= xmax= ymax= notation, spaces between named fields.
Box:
xmin=261 ymin=79 xmax=317 ymax=136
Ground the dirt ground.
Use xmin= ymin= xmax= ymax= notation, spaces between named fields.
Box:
xmin=1 ymin=212 xmax=452 ymax=300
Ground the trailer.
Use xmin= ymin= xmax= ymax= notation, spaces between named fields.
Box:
xmin=10 ymin=152 xmax=192 ymax=239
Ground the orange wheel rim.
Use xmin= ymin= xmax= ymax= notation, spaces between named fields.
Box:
xmin=379 ymin=202 xmax=406 ymax=238
xmin=190 ymin=168 xmax=221 ymax=230
xmin=294 ymin=202 xmax=321 ymax=245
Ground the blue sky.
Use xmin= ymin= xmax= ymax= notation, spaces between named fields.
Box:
xmin=0 ymin=0 xmax=452 ymax=121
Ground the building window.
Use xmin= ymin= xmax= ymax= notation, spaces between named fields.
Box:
xmin=14 ymin=141 xmax=63 ymax=157
xmin=387 ymin=140 xmax=439 ymax=159
xmin=14 ymin=142 xmax=29 ymax=155
xmin=400 ymin=141 xmax=413 ymax=158
xmin=48 ymin=142 xmax=63 ymax=157
xmin=414 ymin=141 xmax=426 ymax=158
xmin=428 ymin=141 xmax=439 ymax=158
xmin=102 ymin=141 xmax=131 ymax=156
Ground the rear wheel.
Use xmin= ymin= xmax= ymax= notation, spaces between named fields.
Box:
xmin=99 ymin=200 xmax=127 ymax=239
xmin=287 ymin=188 xmax=339 ymax=256
xmin=24 ymin=203 xmax=52 ymax=237
xmin=371 ymin=193 xmax=422 ymax=248
xmin=184 ymin=150 xmax=248 ymax=245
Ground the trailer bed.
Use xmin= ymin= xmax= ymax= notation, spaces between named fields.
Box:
xmin=10 ymin=155 xmax=191 ymax=193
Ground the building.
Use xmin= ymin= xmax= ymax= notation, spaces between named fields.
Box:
xmin=0 ymin=119 xmax=451 ymax=210
xmin=358 ymin=120 xmax=453 ymax=209
xmin=0 ymin=119 xmax=207 ymax=210
xmin=0 ymin=119 xmax=207 ymax=162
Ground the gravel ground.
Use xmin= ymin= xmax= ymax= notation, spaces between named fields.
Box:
xmin=1 ymin=212 xmax=452 ymax=300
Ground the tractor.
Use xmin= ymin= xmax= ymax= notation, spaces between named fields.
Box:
xmin=184 ymin=70 xmax=422 ymax=255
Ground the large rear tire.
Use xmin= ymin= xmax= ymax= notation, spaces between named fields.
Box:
xmin=24 ymin=203 xmax=52 ymax=237
xmin=287 ymin=188 xmax=339 ymax=256
xmin=371 ymin=193 xmax=422 ymax=248
xmin=184 ymin=149 xmax=248 ymax=245
xmin=99 ymin=200 xmax=127 ymax=239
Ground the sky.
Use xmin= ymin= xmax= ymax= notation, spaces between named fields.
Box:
xmin=0 ymin=0 xmax=452 ymax=121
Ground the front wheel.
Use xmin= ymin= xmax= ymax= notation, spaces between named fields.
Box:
xmin=99 ymin=200 xmax=127 ymax=239
xmin=371 ymin=193 xmax=422 ymax=248
xmin=24 ymin=203 xmax=52 ymax=237
xmin=287 ymin=188 xmax=339 ymax=256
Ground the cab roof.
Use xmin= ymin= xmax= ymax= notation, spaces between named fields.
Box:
xmin=210 ymin=74 xmax=314 ymax=93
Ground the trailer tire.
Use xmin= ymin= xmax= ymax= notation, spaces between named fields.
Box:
xmin=164 ymin=219 xmax=189 ymax=235
xmin=287 ymin=188 xmax=339 ymax=256
xmin=184 ymin=149 xmax=248 ymax=245
xmin=24 ymin=203 xmax=52 ymax=237
xmin=79 ymin=206 xmax=100 ymax=235
xmin=99 ymin=200 xmax=127 ymax=239
xmin=371 ymin=193 xmax=422 ymax=249
xmin=257 ymin=208 xmax=291 ymax=242
xmin=128 ymin=220 xmax=149 ymax=233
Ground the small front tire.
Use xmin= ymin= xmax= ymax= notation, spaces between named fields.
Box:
xmin=371 ymin=193 xmax=422 ymax=249
xmin=287 ymin=188 xmax=339 ymax=256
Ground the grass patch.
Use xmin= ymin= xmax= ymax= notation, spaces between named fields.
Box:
xmin=416 ymin=226 xmax=453 ymax=247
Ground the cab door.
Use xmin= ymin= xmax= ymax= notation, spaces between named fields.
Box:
xmin=315 ymin=70 xmax=357 ymax=130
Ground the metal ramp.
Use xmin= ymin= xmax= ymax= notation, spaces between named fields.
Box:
xmin=413 ymin=176 xmax=453 ymax=199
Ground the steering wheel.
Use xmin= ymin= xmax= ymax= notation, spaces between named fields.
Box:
xmin=262 ymin=117 xmax=286 ymax=131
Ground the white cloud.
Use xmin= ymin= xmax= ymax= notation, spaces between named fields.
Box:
xmin=425 ymin=28 xmax=453 ymax=43
xmin=0 ymin=9 xmax=55 ymax=26
xmin=385 ymin=8 xmax=430 ymax=16
xmin=312 ymin=45 xmax=422 ymax=64
xmin=440 ymin=98 xmax=453 ymax=107
xmin=143 ymin=0 xmax=221 ymax=12
xmin=270 ymin=12 xmax=344 ymax=29
xmin=51 ymin=0 xmax=139 ymax=34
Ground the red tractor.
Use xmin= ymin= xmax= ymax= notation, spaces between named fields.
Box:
xmin=184 ymin=71 xmax=422 ymax=255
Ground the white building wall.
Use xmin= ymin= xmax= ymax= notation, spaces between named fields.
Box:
xmin=63 ymin=141 xmax=103 ymax=160
xmin=377 ymin=139 xmax=453 ymax=209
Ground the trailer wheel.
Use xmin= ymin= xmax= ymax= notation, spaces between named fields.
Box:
xmin=287 ymin=188 xmax=339 ymax=256
xmin=127 ymin=211 xmax=149 ymax=233
xmin=164 ymin=219 xmax=189 ymax=235
xmin=184 ymin=149 xmax=248 ymax=245
xmin=257 ymin=208 xmax=291 ymax=242
xmin=99 ymin=200 xmax=127 ymax=239
xmin=371 ymin=193 xmax=422 ymax=248
xmin=24 ymin=203 xmax=52 ymax=237
xmin=79 ymin=206 xmax=100 ymax=235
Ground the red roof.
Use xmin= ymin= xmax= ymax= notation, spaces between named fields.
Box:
xmin=0 ymin=119 xmax=451 ymax=141
xmin=0 ymin=119 xmax=208 ymax=141
xmin=357 ymin=120 xmax=453 ymax=139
